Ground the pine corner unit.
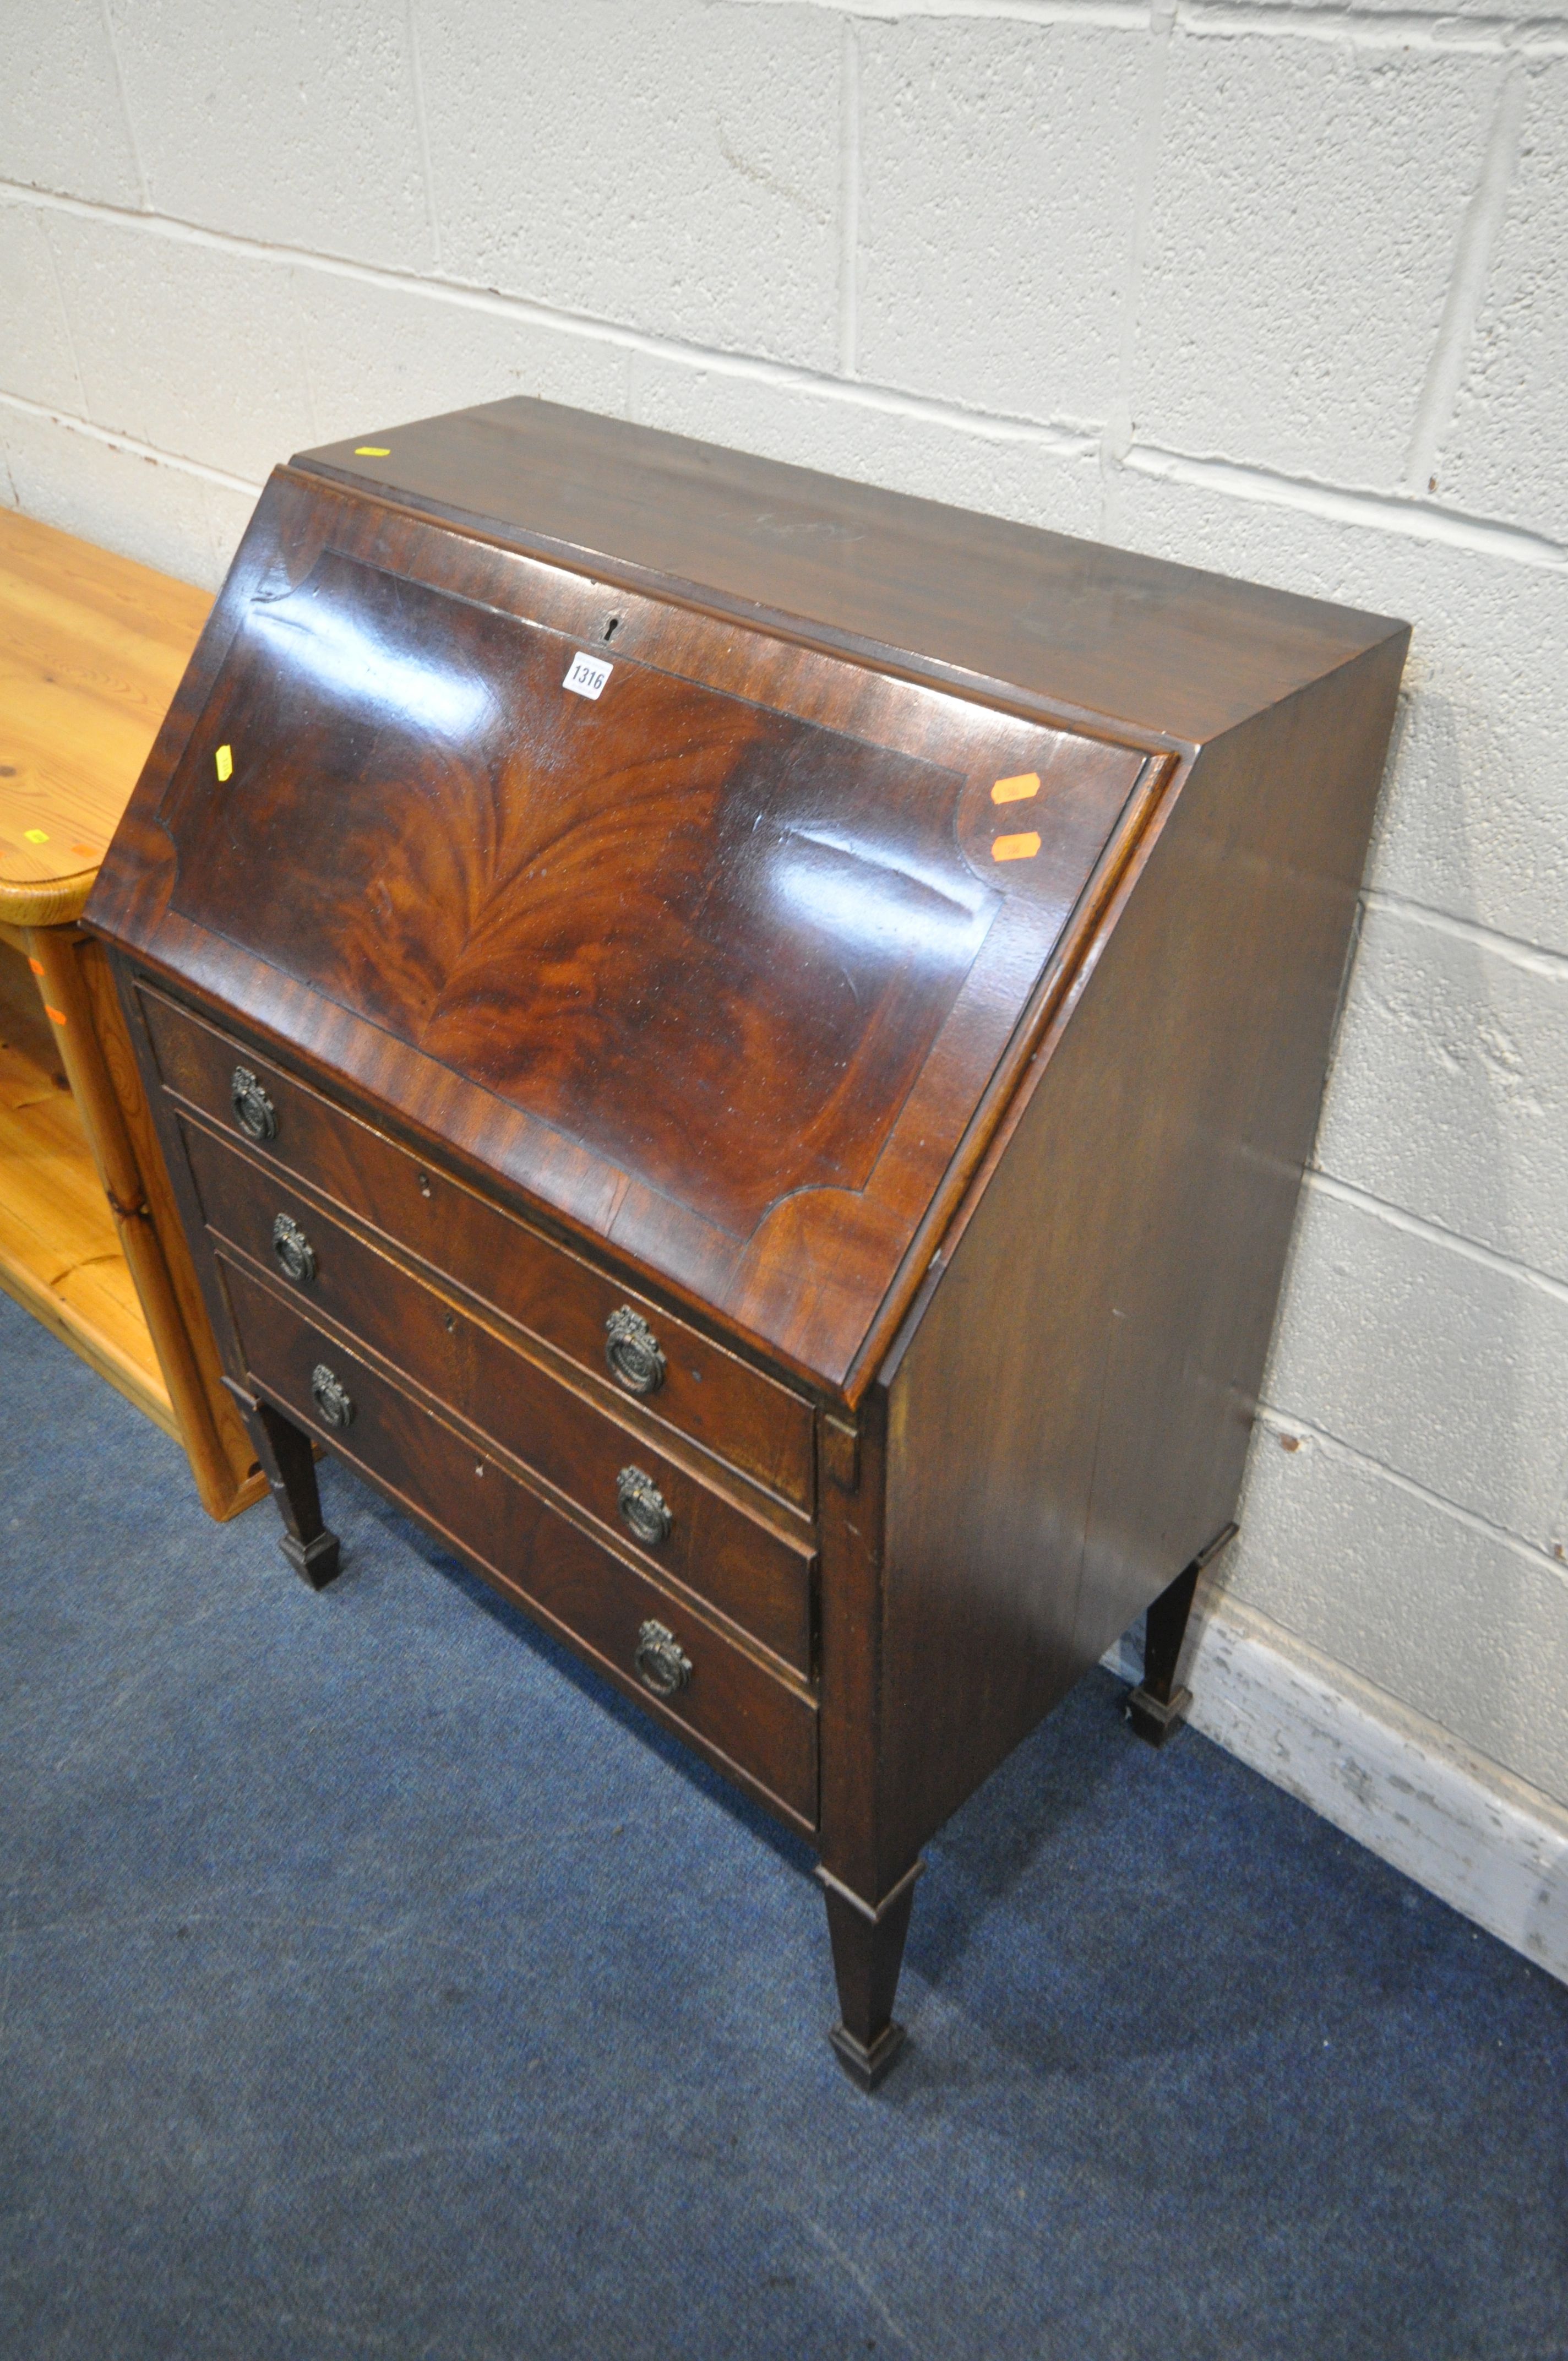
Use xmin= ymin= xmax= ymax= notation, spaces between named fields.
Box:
xmin=86 ymin=400 xmax=1409 ymax=2087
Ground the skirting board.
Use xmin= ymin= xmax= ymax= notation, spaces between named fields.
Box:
xmin=1104 ymin=1599 xmax=1568 ymax=1988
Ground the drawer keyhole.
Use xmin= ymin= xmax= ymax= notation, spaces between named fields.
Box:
xmin=617 ymin=1466 xmax=671 ymax=1548
xmin=271 ymin=1212 xmax=317 ymax=1287
xmin=633 ymin=1619 xmax=690 ymax=1698
xmin=606 ymin=1307 xmax=665 ymax=1396
xmin=231 ymin=1066 xmax=277 ymax=1143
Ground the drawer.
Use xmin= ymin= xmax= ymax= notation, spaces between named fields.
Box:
xmin=220 ymin=1261 xmax=818 ymax=1830
xmin=136 ymin=982 xmax=815 ymax=1514
xmin=182 ymin=1117 xmax=815 ymax=1675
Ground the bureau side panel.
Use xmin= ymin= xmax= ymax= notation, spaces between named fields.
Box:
xmin=877 ymin=633 xmax=1408 ymax=1859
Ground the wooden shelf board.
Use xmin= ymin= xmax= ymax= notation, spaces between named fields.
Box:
xmin=0 ymin=1032 xmax=177 ymax=1439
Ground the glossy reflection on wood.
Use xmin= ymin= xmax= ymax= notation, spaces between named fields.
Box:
xmin=88 ymin=399 xmax=1409 ymax=2084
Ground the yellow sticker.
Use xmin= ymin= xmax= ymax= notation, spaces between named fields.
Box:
xmin=215 ymin=744 xmax=233 ymax=782
xmin=993 ymin=831 xmax=1042 ymax=863
xmin=991 ymin=773 xmax=1041 ymax=805
xmin=355 ymin=445 xmax=391 ymax=457
xmin=23 ymin=827 xmax=48 ymax=844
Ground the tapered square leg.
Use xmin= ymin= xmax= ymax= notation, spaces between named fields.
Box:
xmin=817 ymin=1859 xmax=923 ymax=2091
xmin=1124 ymin=1522 xmax=1235 ymax=1747
xmin=231 ymin=1386 xmax=342 ymax=1588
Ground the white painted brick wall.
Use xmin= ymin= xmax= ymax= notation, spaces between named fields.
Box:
xmin=1137 ymin=32 xmax=1502 ymax=487
xmin=2 ymin=1 xmax=1565 ymax=1828
xmin=855 ymin=18 xmax=1147 ymax=422
xmin=1440 ymin=57 xmax=1568 ymax=541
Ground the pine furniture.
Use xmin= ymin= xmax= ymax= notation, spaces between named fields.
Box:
xmin=0 ymin=510 xmax=263 ymax=1521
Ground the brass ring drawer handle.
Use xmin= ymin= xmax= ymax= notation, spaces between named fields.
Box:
xmin=606 ymin=1306 xmax=666 ymax=1396
xmin=617 ymin=1465 xmax=671 ymax=1548
xmin=272 ymin=1212 xmax=317 ymax=1286
xmin=231 ymin=1065 xmax=277 ymax=1142
xmin=634 ymin=1618 xmax=691 ymax=1698
xmin=311 ymin=1363 xmax=354 ymax=1429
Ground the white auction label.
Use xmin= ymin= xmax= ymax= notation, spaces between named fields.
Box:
xmin=562 ymin=651 xmax=613 ymax=700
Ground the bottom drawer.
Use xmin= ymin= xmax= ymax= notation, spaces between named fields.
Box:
xmin=222 ymin=1259 xmax=818 ymax=1830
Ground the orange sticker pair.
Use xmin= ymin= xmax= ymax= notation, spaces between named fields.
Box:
xmin=990 ymin=773 xmax=1041 ymax=863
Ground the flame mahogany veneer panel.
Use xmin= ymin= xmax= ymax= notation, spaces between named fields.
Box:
xmin=96 ymin=471 xmax=1153 ymax=1390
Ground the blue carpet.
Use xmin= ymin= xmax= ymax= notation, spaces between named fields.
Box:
xmin=1 ymin=1285 xmax=1565 ymax=2360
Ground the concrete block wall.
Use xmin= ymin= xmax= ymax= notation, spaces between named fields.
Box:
xmin=3 ymin=4 xmax=1565 ymax=1849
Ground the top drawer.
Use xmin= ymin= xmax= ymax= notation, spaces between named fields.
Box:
xmin=135 ymin=981 xmax=815 ymax=1514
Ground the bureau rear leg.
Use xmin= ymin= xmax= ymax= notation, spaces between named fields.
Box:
xmin=816 ymin=1860 xmax=923 ymax=2092
xmin=235 ymin=1389 xmax=341 ymax=1589
xmin=1123 ymin=1522 xmax=1236 ymax=1747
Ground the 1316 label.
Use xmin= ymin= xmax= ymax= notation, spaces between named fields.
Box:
xmin=563 ymin=652 xmax=614 ymax=700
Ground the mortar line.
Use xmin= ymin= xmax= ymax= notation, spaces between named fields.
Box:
xmin=405 ymin=0 xmax=445 ymax=276
xmin=96 ymin=0 xmax=151 ymax=211
xmin=0 ymin=389 xmax=263 ymax=497
xmin=839 ymin=15 xmax=861 ymax=378
xmin=1301 ymin=1170 xmax=1568 ymax=1310
xmin=1358 ymin=887 xmax=1568 ymax=981
xmin=1254 ymin=1403 xmax=1568 ymax=1581
xmin=35 ymin=221 xmax=91 ymax=419
xmin=288 ymin=268 xmax=324 ymax=445
xmin=11 ymin=178 xmax=1565 ymax=570
xmin=1124 ymin=438 xmax=1568 ymax=568
xmin=1179 ymin=2 xmax=1568 ymax=50
xmin=725 ymin=0 xmax=1568 ymax=47
xmin=1406 ymin=62 xmax=1527 ymax=495
xmin=731 ymin=0 xmax=1147 ymax=23
xmin=0 ymin=180 xmax=1096 ymax=456
xmin=1102 ymin=0 xmax=1176 ymax=536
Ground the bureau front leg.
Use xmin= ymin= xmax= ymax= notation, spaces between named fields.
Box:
xmin=1124 ymin=1522 xmax=1237 ymax=1747
xmin=815 ymin=1860 xmax=924 ymax=2092
xmin=232 ymin=1386 xmax=342 ymax=1590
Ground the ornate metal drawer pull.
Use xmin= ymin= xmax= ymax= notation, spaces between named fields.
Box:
xmin=310 ymin=1364 xmax=353 ymax=1429
xmin=230 ymin=1065 xmax=277 ymax=1142
xmin=605 ymin=1306 xmax=666 ymax=1396
xmin=271 ymin=1212 xmax=317 ymax=1286
xmin=617 ymin=1465 xmax=671 ymax=1548
xmin=634 ymin=1618 xmax=691 ymax=1699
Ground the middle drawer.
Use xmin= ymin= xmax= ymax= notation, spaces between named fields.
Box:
xmin=179 ymin=1116 xmax=816 ymax=1675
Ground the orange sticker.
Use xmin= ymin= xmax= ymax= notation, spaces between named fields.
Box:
xmin=991 ymin=773 xmax=1040 ymax=805
xmin=28 ymin=957 xmax=44 ymax=976
xmin=70 ymin=842 xmax=97 ymax=858
xmin=355 ymin=445 xmax=391 ymax=458
xmin=45 ymin=1005 xmax=67 ymax=1026
xmin=993 ymin=831 xmax=1041 ymax=863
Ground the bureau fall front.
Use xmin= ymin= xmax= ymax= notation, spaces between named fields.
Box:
xmin=86 ymin=399 xmax=1408 ymax=2085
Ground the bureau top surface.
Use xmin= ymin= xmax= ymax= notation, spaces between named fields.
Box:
xmin=86 ymin=406 xmax=1401 ymax=1399
xmin=295 ymin=398 xmax=1404 ymax=748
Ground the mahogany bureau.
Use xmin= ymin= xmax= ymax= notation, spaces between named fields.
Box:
xmin=86 ymin=399 xmax=1408 ymax=2087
